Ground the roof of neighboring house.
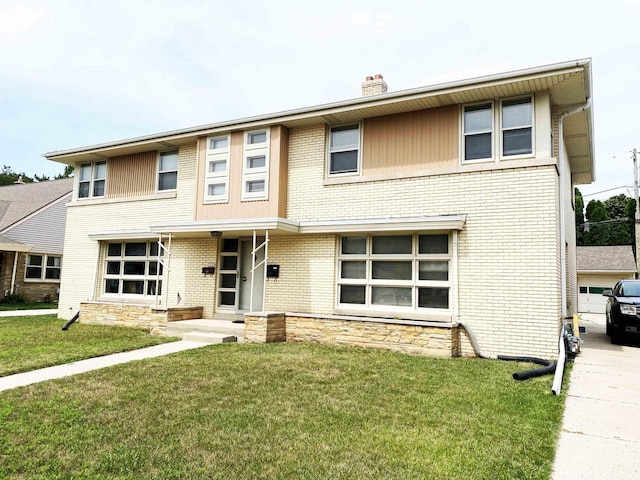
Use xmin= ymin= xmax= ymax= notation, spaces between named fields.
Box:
xmin=577 ymin=245 xmax=637 ymax=272
xmin=0 ymin=178 xmax=73 ymax=232
xmin=43 ymin=58 xmax=595 ymax=184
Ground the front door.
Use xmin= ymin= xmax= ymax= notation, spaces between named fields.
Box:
xmin=238 ymin=239 xmax=265 ymax=311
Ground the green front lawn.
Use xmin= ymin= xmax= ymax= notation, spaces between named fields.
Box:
xmin=0 ymin=315 xmax=178 ymax=377
xmin=0 ymin=342 xmax=564 ymax=479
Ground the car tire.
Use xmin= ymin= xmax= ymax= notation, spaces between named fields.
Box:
xmin=606 ymin=320 xmax=611 ymax=336
xmin=611 ymin=332 xmax=623 ymax=345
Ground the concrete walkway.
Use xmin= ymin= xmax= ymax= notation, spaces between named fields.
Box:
xmin=552 ymin=313 xmax=640 ymax=479
xmin=0 ymin=309 xmax=215 ymax=392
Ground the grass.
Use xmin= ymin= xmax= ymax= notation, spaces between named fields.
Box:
xmin=0 ymin=315 xmax=178 ymax=377
xmin=0 ymin=342 xmax=565 ymax=479
xmin=0 ymin=302 xmax=58 ymax=311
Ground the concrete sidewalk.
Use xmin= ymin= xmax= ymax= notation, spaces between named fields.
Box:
xmin=0 ymin=340 xmax=214 ymax=392
xmin=552 ymin=313 xmax=640 ymax=479
xmin=0 ymin=309 xmax=58 ymax=317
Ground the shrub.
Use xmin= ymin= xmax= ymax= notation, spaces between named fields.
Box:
xmin=0 ymin=293 xmax=28 ymax=305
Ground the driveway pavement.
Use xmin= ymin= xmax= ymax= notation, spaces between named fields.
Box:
xmin=552 ymin=313 xmax=640 ymax=479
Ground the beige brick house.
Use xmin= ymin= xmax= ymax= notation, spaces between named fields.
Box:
xmin=0 ymin=178 xmax=73 ymax=302
xmin=45 ymin=59 xmax=594 ymax=358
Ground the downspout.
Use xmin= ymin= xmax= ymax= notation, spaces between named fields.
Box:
xmin=10 ymin=251 xmax=18 ymax=295
xmin=554 ymin=97 xmax=592 ymax=395
xmin=558 ymin=98 xmax=592 ymax=319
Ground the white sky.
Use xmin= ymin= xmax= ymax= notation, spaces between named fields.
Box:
xmin=1 ymin=0 xmax=639 ymax=201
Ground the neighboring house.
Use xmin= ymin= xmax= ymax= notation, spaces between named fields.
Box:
xmin=44 ymin=59 xmax=594 ymax=358
xmin=577 ymin=245 xmax=637 ymax=313
xmin=0 ymin=179 xmax=73 ymax=302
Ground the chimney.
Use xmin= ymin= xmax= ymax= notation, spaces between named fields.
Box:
xmin=361 ymin=74 xmax=388 ymax=96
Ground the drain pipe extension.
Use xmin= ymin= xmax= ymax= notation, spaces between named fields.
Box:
xmin=458 ymin=318 xmax=557 ymax=381
xmin=62 ymin=312 xmax=80 ymax=331
xmin=551 ymin=326 xmax=567 ymax=395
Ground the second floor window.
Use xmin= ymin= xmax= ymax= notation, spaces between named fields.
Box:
xmin=205 ymin=135 xmax=230 ymax=203
xmin=463 ymin=96 xmax=533 ymax=162
xmin=242 ymin=129 xmax=269 ymax=200
xmin=328 ymin=124 xmax=360 ymax=175
xmin=78 ymin=161 xmax=106 ymax=198
xmin=158 ymin=151 xmax=178 ymax=191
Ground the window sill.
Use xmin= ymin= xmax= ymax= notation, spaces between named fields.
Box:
xmin=24 ymin=279 xmax=61 ymax=284
xmin=331 ymin=308 xmax=453 ymax=325
xmin=70 ymin=191 xmax=177 ymax=206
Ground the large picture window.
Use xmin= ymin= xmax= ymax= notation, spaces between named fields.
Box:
xmin=337 ymin=233 xmax=451 ymax=311
xmin=103 ymin=241 xmax=164 ymax=297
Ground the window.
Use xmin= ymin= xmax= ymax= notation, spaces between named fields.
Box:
xmin=25 ymin=254 xmax=61 ymax=281
xmin=328 ymin=124 xmax=360 ymax=175
xmin=242 ymin=129 xmax=269 ymax=200
xmin=337 ymin=233 xmax=451 ymax=311
xmin=158 ymin=151 xmax=178 ymax=191
xmin=205 ymin=135 xmax=230 ymax=203
xmin=501 ymin=97 xmax=532 ymax=157
xmin=462 ymin=96 xmax=534 ymax=162
xmin=78 ymin=161 xmax=107 ymax=198
xmin=463 ymin=103 xmax=493 ymax=161
xmin=103 ymin=241 xmax=164 ymax=297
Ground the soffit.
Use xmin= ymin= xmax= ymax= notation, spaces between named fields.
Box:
xmin=44 ymin=60 xmax=592 ymax=165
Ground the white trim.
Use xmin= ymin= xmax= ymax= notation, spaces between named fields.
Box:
xmin=145 ymin=215 xmax=467 ymax=235
xmin=242 ymin=128 xmax=270 ymax=201
xmin=204 ymin=134 xmax=230 ymax=203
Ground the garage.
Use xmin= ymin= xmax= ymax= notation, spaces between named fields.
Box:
xmin=577 ymin=246 xmax=636 ymax=314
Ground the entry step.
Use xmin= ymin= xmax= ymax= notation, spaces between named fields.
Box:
xmin=182 ymin=331 xmax=237 ymax=344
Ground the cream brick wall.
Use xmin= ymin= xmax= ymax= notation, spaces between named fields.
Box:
xmin=58 ymin=144 xmax=199 ymax=320
xmin=285 ymin=126 xmax=562 ymax=358
xmin=265 ymin=234 xmax=336 ymax=314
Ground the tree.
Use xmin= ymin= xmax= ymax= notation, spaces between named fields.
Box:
xmin=577 ymin=191 xmax=636 ymax=246
xmin=55 ymin=165 xmax=74 ymax=178
xmin=0 ymin=165 xmax=33 ymax=186
xmin=575 ymin=188 xmax=585 ymax=245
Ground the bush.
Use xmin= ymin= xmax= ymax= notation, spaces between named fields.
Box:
xmin=0 ymin=293 xmax=28 ymax=305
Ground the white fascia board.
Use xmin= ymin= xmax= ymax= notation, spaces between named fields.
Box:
xmin=298 ymin=215 xmax=467 ymax=234
xmin=578 ymin=269 xmax=637 ymax=274
xmin=149 ymin=218 xmax=300 ymax=234
xmin=88 ymin=229 xmax=156 ymax=241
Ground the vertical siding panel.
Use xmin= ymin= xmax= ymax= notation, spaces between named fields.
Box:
xmin=107 ymin=152 xmax=157 ymax=198
xmin=362 ymin=106 xmax=459 ymax=175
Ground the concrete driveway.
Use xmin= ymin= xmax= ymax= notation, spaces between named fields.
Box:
xmin=552 ymin=313 xmax=640 ymax=479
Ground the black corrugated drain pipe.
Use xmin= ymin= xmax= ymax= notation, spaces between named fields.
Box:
xmin=458 ymin=319 xmax=557 ymax=381
xmin=62 ymin=312 xmax=80 ymax=331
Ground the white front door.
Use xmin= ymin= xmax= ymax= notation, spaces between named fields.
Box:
xmin=238 ymin=239 xmax=265 ymax=312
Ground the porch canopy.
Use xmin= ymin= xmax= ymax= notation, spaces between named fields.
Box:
xmin=87 ymin=215 xmax=467 ymax=240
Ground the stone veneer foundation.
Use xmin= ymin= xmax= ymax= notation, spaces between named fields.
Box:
xmin=79 ymin=302 xmax=203 ymax=335
xmin=245 ymin=313 xmax=460 ymax=357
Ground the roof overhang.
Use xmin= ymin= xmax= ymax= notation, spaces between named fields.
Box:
xmin=43 ymin=59 xmax=594 ymax=183
xmin=0 ymin=242 xmax=33 ymax=253
xmin=87 ymin=215 xmax=467 ymax=240
xmin=577 ymin=269 xmax=637 ymax=275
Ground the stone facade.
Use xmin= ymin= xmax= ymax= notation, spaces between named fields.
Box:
xmin=79 ymin=302 xmax=202 ymax=334
xmin=245 ymin=313 xmax=459 ymax=358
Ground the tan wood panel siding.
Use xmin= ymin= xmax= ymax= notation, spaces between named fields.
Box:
xmin=106 ymin=151 xmax=157 ymax=198
xmin=196 ymin=128 xmax=285 ymax=221
xmin=362 ymin=106 xmax=459 ymax=175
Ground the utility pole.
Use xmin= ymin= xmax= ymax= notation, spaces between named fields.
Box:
xmin=634 ymin=148 xmax=640 ymax=277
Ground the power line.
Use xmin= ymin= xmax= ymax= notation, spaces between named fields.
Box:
xmin=581 ymin=185 xmax=633 ymax=197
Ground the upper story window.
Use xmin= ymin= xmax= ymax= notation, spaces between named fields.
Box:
xmin=462 ymin=96 xmax=533 ymax=162
xmin=25 ymin=254 xmax=61 ymax=281
xmin=242 ymin=128 xmax=269 ymax=200
xmin=501 ymin=98 xmax=533 ymax=157
xmin=463 ymin=103 xmax=493 ymax=161
xmin=328 ymin=124 xmax=360 ymax=176
xmin=205 ymin=135 xmax=230 ymax=203
xmin=78 ymin=161 xmax=106 ymax=198
xmin=158 ymin=151 xmax=178 ymax=191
